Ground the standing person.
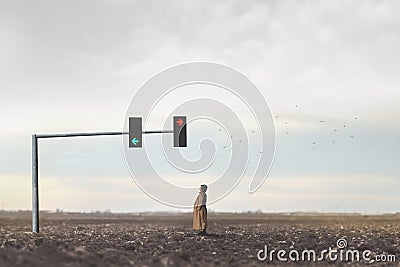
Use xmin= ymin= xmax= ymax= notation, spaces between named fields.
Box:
xmin=193 ymin=184 xmax=208 ymax=235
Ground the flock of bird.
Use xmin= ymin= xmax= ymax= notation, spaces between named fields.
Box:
xmin=216 ymin=104 xmax=359 ymax=150
xmin=280 ymin=104 xmax=359 ymax=147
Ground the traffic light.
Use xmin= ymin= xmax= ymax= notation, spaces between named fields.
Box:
xmin=129 ymin=117 xmax=142 ymax=148
xmin=173 ymin=116 xmax=187 ymax=147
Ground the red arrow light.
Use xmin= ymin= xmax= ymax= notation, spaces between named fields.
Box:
xmin=173 ymin=116 xmax=187 ymax=147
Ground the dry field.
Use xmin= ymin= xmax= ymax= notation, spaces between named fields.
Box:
xmin=0 ymin=212 xmax=399 ymax=266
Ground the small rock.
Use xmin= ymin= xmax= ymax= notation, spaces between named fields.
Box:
xmin=74 ymin=246 xmax=87 ymax=254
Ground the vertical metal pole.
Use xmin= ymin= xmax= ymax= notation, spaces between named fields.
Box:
xmin=32 ymin=134 xmax=39 ymax=233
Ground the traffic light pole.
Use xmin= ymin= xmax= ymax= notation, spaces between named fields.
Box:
xmin=31 ymin=129 xmax=173 ymax=233
xmin=32 ymin=134 xmax=39 ymax=233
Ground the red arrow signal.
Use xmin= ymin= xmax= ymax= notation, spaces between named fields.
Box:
xmin=176 ymin=118 xmax=183 ymax=126
xmin=173 ymin=116 xmax=187 ymax=147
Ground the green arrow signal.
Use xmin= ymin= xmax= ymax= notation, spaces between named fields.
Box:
xmin=131 ymin=137 xmax=139 ymax=145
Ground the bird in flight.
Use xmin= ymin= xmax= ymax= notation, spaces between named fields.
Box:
xmin=320 ymin=120 xmax=324 ymax=123
xmin=334 ymin=129 xmax=339 ymax=132
xmin=312 ymin=142 xmax=317 ymax=145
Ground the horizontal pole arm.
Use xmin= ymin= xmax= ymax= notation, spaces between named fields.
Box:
xmin=143 ymin=130 xmax=173 ymax=134
xmin=36 ymin=130 xmax=173 ymax=138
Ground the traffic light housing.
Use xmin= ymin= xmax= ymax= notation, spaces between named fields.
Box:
xmin=129 ymin=117 xmax=142 ymax=148
xmin=173 ymin=116 xmax=187 ymax=147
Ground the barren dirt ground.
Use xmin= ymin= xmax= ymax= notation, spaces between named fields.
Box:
xmin=0 ymin=212 xmax=399 ymax=266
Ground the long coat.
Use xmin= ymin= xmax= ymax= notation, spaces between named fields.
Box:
xmin=193 ymin=205 xmax=207 ymax=230
xmin=193 ymin=192 xmax=207 ymax=230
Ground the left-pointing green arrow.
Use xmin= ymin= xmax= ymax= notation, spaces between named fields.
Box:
xmin=131 ymin=137 xmax=139 ymax=145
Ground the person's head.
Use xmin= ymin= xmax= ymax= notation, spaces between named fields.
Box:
xmin=200 ymin=184 xmax=208 ymax=192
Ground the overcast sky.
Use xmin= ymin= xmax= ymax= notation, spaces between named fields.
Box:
xmin=0 ymin=0 xmax=399 ymax=213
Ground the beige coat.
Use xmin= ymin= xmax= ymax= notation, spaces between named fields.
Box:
xmin=193 ymin=205 xmax=207 ymax=230
xmin=193 ymin=187 xmax=207 ymax=230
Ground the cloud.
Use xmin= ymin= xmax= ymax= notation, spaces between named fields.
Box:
xmin=0 ymin=0 xmax=399 ymax=212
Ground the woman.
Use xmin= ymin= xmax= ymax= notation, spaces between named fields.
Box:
xmin=193 ymin=184 xmax=208 ymax=235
